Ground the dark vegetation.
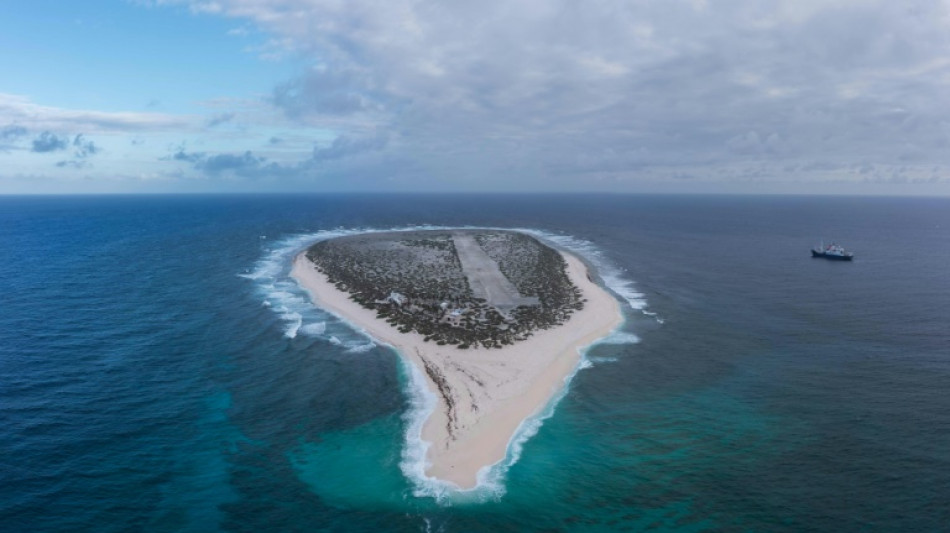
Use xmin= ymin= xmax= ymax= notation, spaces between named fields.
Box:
xmin=306 ymin=230 xmax=583 ymax=349
xmin=476 ymin=232 xmax=585 ymax=333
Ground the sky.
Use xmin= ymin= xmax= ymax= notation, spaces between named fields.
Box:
xmin=2 ymin=0 xmax=950 ymax=195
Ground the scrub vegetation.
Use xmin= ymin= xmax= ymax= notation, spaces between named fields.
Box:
xmin=306 ymin=230 xmax=583 ymax=349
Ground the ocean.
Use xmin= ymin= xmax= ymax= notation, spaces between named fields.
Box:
xmin=2 ymin=194 xmax=948 ymax=532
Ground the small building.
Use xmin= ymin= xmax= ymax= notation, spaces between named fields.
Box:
xmin=445 ymin=308 xmax=466 ymax=326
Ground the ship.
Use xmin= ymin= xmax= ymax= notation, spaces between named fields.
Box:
xmin=811 ymin=241 xmax=854 ymax=261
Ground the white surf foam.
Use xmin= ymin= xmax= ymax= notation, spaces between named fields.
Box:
xmin=299 ymin=322 xmax=327 ymax=336
xmin=596 ymin=331 xmax=641 ymax=345
xmin=244 ymin=223 xmax=659 ymax=332
xmin=344 ymin=341 xmax=377 ymax=353
xmin=243 ymin=224 xmax=655 ymax=503
xmin=397 ymin=356 xmax=451 ymax=500
xmin=242 ymin=229 xmax=386 ymax=346
xmin=513 ymin=228 xmax=654 ymax=317
xmin=282 ymin=311 xmax=303 ymax=338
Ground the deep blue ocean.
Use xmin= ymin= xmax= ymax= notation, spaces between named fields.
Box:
xmin=2 ymin=194 xmax=949 ymax=532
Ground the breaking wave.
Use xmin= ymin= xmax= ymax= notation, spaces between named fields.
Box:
xmin=240 ymin=230 xmax=381 ymax=347
xmin=595 ymin=331 xmax=641 ymax=345
xmin=514 ymin=228 xmax=653 ymax=317
xmin=299 ymin=322 xmax=326 ymax=337
xmin=282 ymin=311 xmax=303 ymax=339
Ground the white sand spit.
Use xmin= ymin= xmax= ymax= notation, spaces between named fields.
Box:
xmin=291 ymin=247 xmax=622 ymax=489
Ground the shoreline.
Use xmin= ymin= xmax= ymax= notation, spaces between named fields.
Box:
xmin=290 ymin=243 xmax=623 ymax=489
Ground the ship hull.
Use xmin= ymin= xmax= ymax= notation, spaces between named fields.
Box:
xmin=811 ymin=250 xmax=853 ymax=261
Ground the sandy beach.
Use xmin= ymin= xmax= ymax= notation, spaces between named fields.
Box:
xmin=291 ymin=244 xmax=622 ymax=489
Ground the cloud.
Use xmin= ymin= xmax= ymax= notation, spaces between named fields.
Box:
xmin=271 ymin=67 xmax=382 ymax=118
xmin=31 ymin=132 xmax=69 ymax=153
xmin=165 ymin=148 xmax=288 ymax=178
xmin=312 ymin=133 xmax=387 ymax=161
xmin=0 ymin=124 xmax=28 ymax=152
xmin=198 ymin=151 xmax=267 ymax=174
xmin=1 ymin=93 xmax=190 ymax=134
xmin=0 ymin=0 xmax=923 ymax=194
xmin=73 ymin=134 xmax=99 ymax=158
xmin=35 ymin=133 xmax=101 ymax=168
xmin=170 ymin=148 xmax=206 ymax=163
xmin=161 ymin=133 xmax=387 ymax=181
xmin=56 ymin=159 xmax=89 ymax=169
xmin=205 ymin=112 xmax=236 ymax=127
xmin=1 ymin=124 xmax=27 ymax=141
xmin=141 ymin=0 xmax=950 ymax=192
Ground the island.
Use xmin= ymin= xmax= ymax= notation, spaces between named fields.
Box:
xmin=291 ymin=229 xmax=622 ymax=489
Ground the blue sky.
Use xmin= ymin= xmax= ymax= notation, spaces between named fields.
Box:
xmin=2 ymin=0 xmax=950 ymax=194
xmin=0 ymin=1 xmax=296 ymax=113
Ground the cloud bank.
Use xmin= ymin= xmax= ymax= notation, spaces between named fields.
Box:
xmin=5 ymin=1 xmax=950 ymax=193
xmin=140 ymin=0 xmax=950 ymax=191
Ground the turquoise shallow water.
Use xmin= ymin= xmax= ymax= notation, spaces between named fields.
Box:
xmin=2 ymin=194 xmax=949 ymax=531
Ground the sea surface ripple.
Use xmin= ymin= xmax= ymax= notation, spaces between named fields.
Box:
xmin=2 ymin=194 xmax=949 ymax=532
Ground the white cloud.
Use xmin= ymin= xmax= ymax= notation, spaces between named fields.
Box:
xmin=0 ymin=93 xmax=191 ymax=133
xmin=12 ymin=0 xmax=950 ymax=193
xmin=144 ymin=0 xmax=950 ymax=191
